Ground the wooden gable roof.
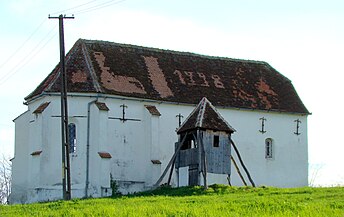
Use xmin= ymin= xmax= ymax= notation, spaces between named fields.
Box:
xmin=177 ymin=97 xmax=235 ymax=134
xmin=26 ymin=39 xmax=309 ymax=114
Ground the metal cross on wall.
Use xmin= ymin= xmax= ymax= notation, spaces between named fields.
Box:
xmin=108 ymin=104 xmax=141 ymax=122
xmin=176 ymin=113 xmax=184 ymax=127
xmin=120 ymin=104 xmax=128 ymax=122
xmin=294 ymin=119 xmax=301 ymax=135
xmin=259 ymin=117 xmax=267 ymax=134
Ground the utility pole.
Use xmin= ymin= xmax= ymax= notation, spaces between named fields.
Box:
xmin=49 ymin=14 xmax=74 ymax=200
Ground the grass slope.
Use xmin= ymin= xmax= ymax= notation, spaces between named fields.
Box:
xmin=1 ymin=185 xmax=343 ymax=216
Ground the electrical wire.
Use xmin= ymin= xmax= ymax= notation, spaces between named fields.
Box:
xmin=0 ymin=24 xmax=58 ymax=85
xmin=50 ymin=0 xmax=99 ymax=16
xmin=0 ymin=19 xmax=47 ymax=70
xmin=50 ymin=0 xmax=126 ymax=16
xmin=74 ymin=0 xmax=126 ymax=15
xmin=0 ymin=0 xmax=127 ymax=85
xmin=0 ymin=33 xmax=57 ymax=85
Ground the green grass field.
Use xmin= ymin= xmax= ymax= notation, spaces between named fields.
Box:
xmin=1 ymin=185 xmax=343 ymax=216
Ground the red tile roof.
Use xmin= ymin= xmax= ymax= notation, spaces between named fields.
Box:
xmin=177 ymin=97 xmax=235 ymax=134
xmin=26 ymin=39 xmax=309 ymax=114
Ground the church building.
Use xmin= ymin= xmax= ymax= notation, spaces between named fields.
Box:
xmin=10 ymin=39 xmax=309 ymax=204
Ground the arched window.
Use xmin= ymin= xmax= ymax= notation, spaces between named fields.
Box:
xmin=265 ymin=138 xmax=273 ymax=159
xmin=68 ymin=123 xmax=76 ymax=153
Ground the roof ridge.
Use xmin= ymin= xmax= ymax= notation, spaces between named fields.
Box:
xmin=80 ymin=40 xmax=103 ymax=92
xmin=80 ymin=38 xmax=268 ymax=65
xmin=205 ymin=98 xmax=236 ymax=133
xmin=46 ymin=39 xmax=88 ymax=92
xmin=195 ymin=97 xmax=207 ymax=128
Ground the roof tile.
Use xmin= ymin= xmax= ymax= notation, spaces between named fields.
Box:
xmin=25 ymin=39 xmax=309 ymax=114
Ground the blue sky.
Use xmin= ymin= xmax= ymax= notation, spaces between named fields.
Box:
xmin=1 ymin=0 xmax=344 ymax=186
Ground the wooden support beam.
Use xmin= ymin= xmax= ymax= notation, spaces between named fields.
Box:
xmin=154 ymin=132 xmax=189 ymax=187
xmin=200 ymin=137 xmax=208 ymax=190
xmin=231 ymin=156 xmax=247 ymax=186
xmin=167 ymin=157 xmax=176 ymax=185
xmin=230 ymin=139 xmax=256 ymax=187
xmin=197 ymin=130 xmax=202 ymax=186
xmin=227 ymin=174 xmax=232 ymax=186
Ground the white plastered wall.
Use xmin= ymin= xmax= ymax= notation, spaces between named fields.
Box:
xmin=11 ymin=94 xmax=308 ymax=203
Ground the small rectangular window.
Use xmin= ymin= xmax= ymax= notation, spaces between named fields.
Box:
xmin=213 ymin=135 xmax=219 ymax=147
xmin=265 ymin=138 xmax=273 ymax=159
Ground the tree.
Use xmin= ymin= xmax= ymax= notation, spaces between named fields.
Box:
xmin=0 ymin=155 xmax=11 ymax=204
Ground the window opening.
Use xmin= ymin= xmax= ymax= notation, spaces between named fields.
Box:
xmin=191 ymin=140 xmax=196 ymax=149
xmin=213 ymin=135 xmax=220 ymax=147
xmin=265 ymin=138 xmax=273 ymax=159
xmin=68 ymin=123 xmax=76 ymax=153
xmin=181 ymin=133 xmax=197 ymax=150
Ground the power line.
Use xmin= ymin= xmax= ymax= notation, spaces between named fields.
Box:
xmin=0 ymin=24 xmax=58 ymax=85
xmin=74 ymin=0 xmax=126 ymax=15
xmin=50 ymin=0 xmax=126 ymax=16
xmin=50 ymin=0 xmax=99 ymax=16
xmin=0 ymin=33 xmax=57 ymax=85
xmin=0 ymin=19 xmax=47 ymax=71
xmin=0 ymin=0 xmax=127 ymax=85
